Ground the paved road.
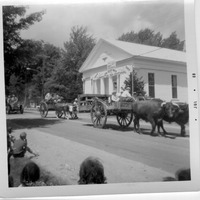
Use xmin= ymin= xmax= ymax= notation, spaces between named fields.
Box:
xmin=7 ymin=109 xmax=190 ymax=176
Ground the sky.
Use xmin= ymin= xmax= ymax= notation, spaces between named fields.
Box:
xmin=20 ymin=0 xmax=185 ymax=48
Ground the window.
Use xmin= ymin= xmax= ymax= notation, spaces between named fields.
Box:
xmin=148 ymin=73 xmax=155 ymax=98
xmin=171 ymin=75 xmax=177 ymax=98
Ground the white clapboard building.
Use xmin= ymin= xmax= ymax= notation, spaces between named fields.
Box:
xmin=79 ymin=39 xmax=188 ymax=102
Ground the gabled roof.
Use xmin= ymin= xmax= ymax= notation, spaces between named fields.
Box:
xmin=79 ymin=38 xmax=186 ymax=73
xmin=107 ymin=39 xmax=186 ymax=63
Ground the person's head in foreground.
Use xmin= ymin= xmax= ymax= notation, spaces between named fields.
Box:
xmin=175 ymin=168 xmax=191 ymax=181
xmin=163 ymin=168 xmax=191 ymax=181
xmin=20 ymin=162 xmax=40 ymax=186
xmin=78 ymin=156 xmax=107 ymax=184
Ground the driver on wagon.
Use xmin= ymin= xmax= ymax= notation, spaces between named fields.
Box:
xmin=120 ymin=87 xmax=132 ymax=98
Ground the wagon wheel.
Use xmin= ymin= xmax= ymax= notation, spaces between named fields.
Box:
xmin=40 ymin=102 xmax=48 ymax=118
xmin=116 ymin=111 xmax=133 ymax=128
xmin=91 ymin=99 xmax=107 ymax=128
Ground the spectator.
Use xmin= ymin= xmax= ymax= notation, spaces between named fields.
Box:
xmin=7 ymin=126 xmax=15 ymax=175
xmin=12 ymin=132 xmax=38 ymax=158
xmin=163 ymin=168 xmax=191 ymax=181
xmin=19 ymin=162 xmax=40 ymax=187
xmin=6 ymin=95 xmax=11 ymax=105
xmin=72 ymin=98 xmax=78 ymax=119
xmin=7 ymin=127 xmax=15 ymax=150
xmin=73 ymin=98 xmax=78 ymax=106
xmin=78 ymin=156 xmax=107 ymax=184
xmin=175 ymin=168 xmax=191 ymax=181
xmin=8 ymin=175 xmax=14 ymax=187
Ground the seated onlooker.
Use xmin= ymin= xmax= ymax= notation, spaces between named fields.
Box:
xmin=12 ymin=132 xmax=38 ymax=158
xmin=7 ymin=127 xmax=15 ymax=175
xmin=78 ymin=156 xmax=107 ymax=184
xmin=19 ymin=162 xmax=41 ymax=187
xmin=175 ymin=168 xmax=191 ymax=181
xmin=7 ymin=127 xmax=15 ymax=151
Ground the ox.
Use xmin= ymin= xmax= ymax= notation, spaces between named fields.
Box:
xmin=54 ymin=104 xmax=70 ymax=119
xmin=157 ymin=102 xmax=189 ymax=137
xmin=132 ymin=99 xmax=165 ymax=136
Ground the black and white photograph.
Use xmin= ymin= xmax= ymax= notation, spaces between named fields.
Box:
xmin=0 ymin=0 xmax=200 ymax=199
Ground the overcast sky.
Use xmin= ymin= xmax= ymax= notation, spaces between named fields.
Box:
xmin=20 ymin=0 xmax=185 ymax=48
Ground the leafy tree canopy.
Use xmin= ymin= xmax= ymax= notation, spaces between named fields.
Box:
xmin=3 ymin=5 xmax=45 ymax=90
xmin=118 ymin=28 xmax=184 ymax=51
xmin=47 ymin=26 xmax=96 ymax=101
xmin=3 ymin=6 xmax=45 ymax=55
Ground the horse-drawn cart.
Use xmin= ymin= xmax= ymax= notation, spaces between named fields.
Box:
xmin=39 ymin=99 xmax=77 ymax=119
xmin=91 ymin=97 xmax=134 ymax=128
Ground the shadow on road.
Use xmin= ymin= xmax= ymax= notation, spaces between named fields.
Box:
xmin=7 ymin=118 xmax=64 ymax=130
xmin=83 ymin=123 xmax=188 ymax=139
xmin=139 ymin=128 xmax=188 ymax=138
xmin=83 ymin=123 xmax=134 ymax=132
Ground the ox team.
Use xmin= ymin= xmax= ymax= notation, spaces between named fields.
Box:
xmin=132 ymin=99 xmax=189 ymax=137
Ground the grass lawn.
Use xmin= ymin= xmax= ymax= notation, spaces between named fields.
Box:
xmin=9 ymin=156 xmax=69 ymax=187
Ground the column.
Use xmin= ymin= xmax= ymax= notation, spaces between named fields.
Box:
xmin=100 ymin=78 xmax=105 ymax=94
xmin=117 ymin=74 xmax=120 ymax=93
xmin=108 ymin=76 xmax=113 ymax=94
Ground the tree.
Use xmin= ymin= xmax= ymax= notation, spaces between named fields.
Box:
xmin=3 ymin=6 xmax=45 ymax=91
xmin=118 ymin=28 xmax=184 ymax=51
xmin=7 ymin=74 xmax=24 ymax=101
xmin=124 ymin=71 xmax=146 ymax=96
xmin=161 ymin=32 xmax=184 ymax=50
xmin=118 ymin=28 xmax=163 ymax=47
xmin=48 ymin=26 xmax=96 ymax=101
xmin=26 ymin=41 xmax=63 ymax=101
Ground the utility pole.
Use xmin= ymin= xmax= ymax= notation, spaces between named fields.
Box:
xmin=24 ymin=69 xmax=27 ymax=108
xmin=26 ymin=52 xmax=49 ymax=101
xmin=41 ymin=56 xmax=45 ymax=100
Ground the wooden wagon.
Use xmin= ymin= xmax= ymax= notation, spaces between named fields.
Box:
xmin=90 ymin=97 xmax=134 ymax=128
xmin=39 ymin=99 xmax=77 ymax=119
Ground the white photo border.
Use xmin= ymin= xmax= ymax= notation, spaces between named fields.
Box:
xmin=0 ymin=0 xmax=200 ymax=199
